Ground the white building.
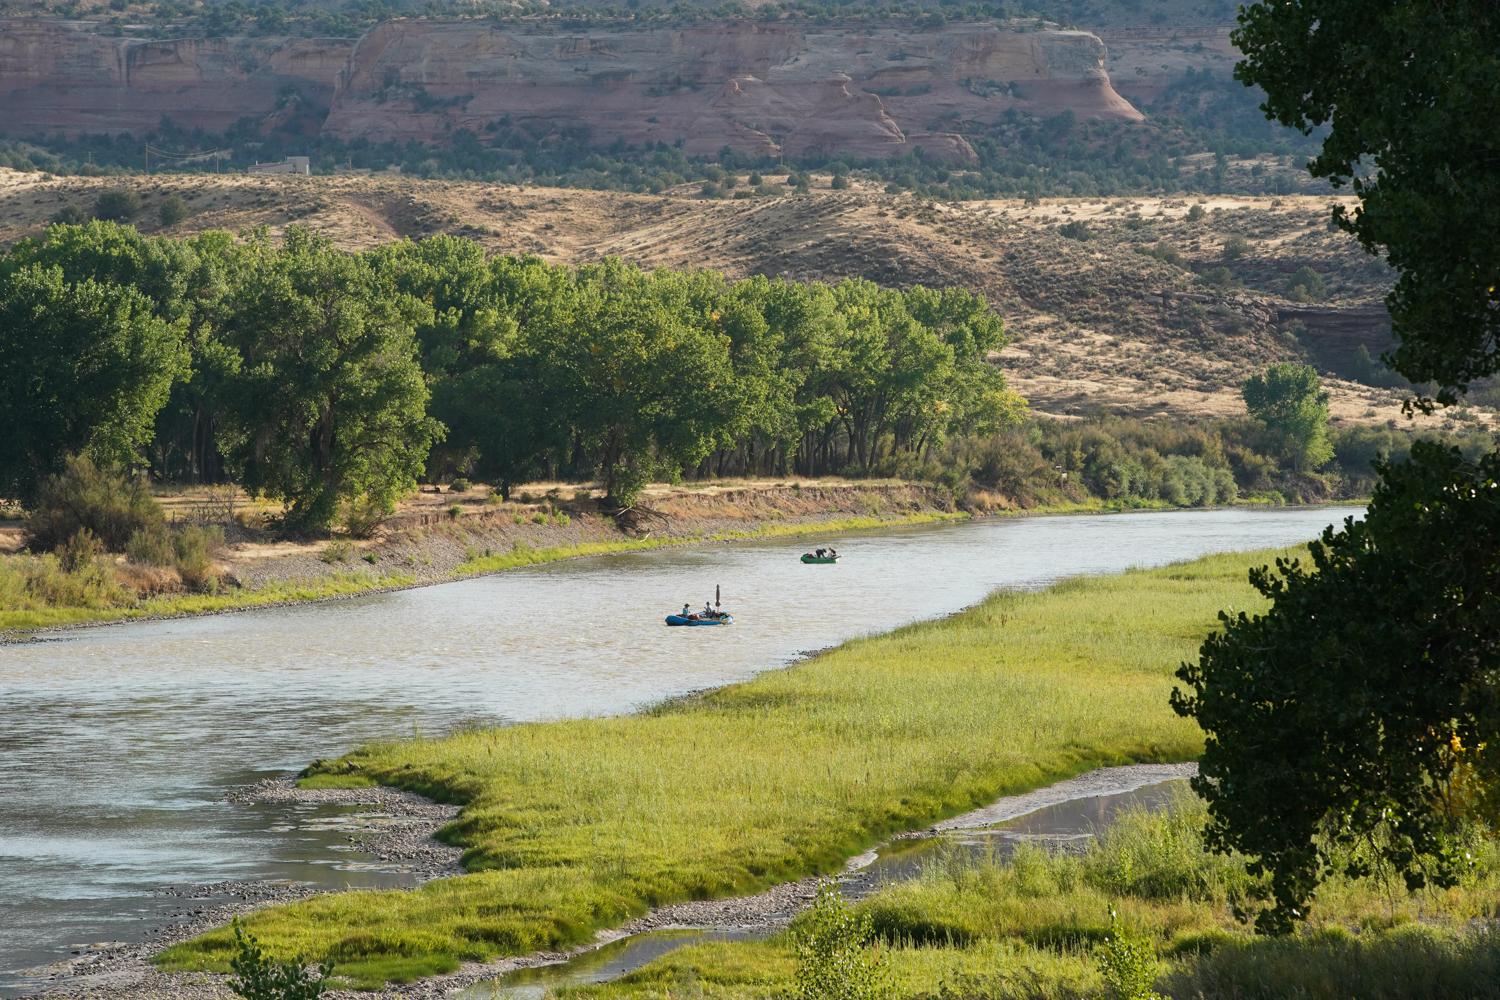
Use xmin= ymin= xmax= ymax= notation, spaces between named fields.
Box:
xmin=248 ymin=156 xmax=311 ymax=175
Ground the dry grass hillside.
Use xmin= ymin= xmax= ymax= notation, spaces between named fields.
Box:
xmin=0 ymin=167 xmax=1479 ymax=431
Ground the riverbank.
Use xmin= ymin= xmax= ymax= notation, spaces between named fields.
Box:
xmin=576 ymin=788 xmax=1500 ymax=1000
xmin=38 ymin=764 xmax=1197 ymax=999
xmin=150 ymin=546 xmax=1290 ymax=991
xmin=0 ymin=480 xmax=963 ymax=636
xmin=0 ymin=474 xmax=1362 ymax=639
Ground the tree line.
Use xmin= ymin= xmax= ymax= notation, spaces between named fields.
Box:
xmin=0 ymin=222 xmax=1019 ymax=530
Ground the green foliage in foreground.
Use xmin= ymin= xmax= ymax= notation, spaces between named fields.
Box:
xmin=1173 ymin=442 xmax=1500 ymax=933
xmin=793 ymin=884 xmax=893 ymax=1000
xmin=560 ymin=793 xmax=1500 ymax=1000
xmin=1235 ymin=0 xmax=1500 ymax=403
xmin=228 ymin=921 xmax=333 ymax=1000
xmin=160 ymin=549 xmax=1276 ymax=986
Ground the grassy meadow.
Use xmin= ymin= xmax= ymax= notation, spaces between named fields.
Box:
xmin=159 ymin=547 xmax=1288 ymax=988
xmin=553 ymin=792 xmax=1500 ymax=1000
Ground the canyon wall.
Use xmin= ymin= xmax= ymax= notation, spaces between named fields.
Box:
xmin=0 ymin=19 xmax=351 ymax=137
xmin=324 ymin=20 xmax=1142 ymax=162
xmin=0 ymin=18 xmax=1143 ymax=162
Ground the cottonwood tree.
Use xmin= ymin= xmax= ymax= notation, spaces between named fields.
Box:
xmin=216 ymin=229 xmax=438 ymax=531
xmin=1173 ymin=443 xmax=1500 ymax=933
xmin=4 ymin=221 xmax=244 ymax=482
xmin=0 ymin=264 xmax=187 ymax=499
xmin=1242 ymin=363 xmax=1332 ymax=472
xmin=546 ymin=261 xmax=742 ymax=507
xmin=1175 ymin=0 xmax=1500 ymax=933
xmin=1235 ymin=0 xmax=1500 ymax=402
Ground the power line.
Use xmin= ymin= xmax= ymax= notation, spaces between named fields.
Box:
xmin=144 ymin=145 xmax=230 ymax=172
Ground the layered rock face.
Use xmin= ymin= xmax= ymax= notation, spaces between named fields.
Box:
xmin=0 ymin=19 xmax=351 ymax=137
xmin=0 ymin=18 xmax=1142 ymax=162
xmin=325 ymin=20 xmax=1142 ymax=162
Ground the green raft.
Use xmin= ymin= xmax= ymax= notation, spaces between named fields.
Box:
xmin=801 ymin=552 xmax=840 ymax=564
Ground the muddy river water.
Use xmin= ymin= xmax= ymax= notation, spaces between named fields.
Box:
xmin=0 ymin=507 xmax=1357 ymax=993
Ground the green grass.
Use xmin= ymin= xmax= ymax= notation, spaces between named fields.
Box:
xmin=0 ymin=569 xmax=417 ymax=633
xmin=557 ymin=793 xmax=1500 ymax=1000
xmin=159 ymin=547 xmax=1292 ymax=989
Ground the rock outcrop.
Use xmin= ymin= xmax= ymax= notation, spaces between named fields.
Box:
xmin=0 ymin=18 xmax=1142 ymax=163
xmin=0 ymin=19 xmax=351 ymax=137
xmin=325 ymin=20 xmax=1142 ymax=162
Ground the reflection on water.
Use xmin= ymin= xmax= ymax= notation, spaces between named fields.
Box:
xmin=0 ymin=507 xmax=1357 ymax=992
xmin=848 ymin=780 xmax=1190 ymax=895
xmin=458 ymin=930 xmax=765 ymax=1000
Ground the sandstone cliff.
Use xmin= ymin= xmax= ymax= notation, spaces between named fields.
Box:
xmin=0 ymin=18 xmax=1142 ymax=162
xmin=325 ymin=20 xmax=1142 ymax=162
xmin=0 ymin=19 xmax=351 ymax=136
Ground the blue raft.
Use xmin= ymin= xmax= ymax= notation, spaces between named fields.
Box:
xmin=665 ymin=613 xmax=734 ymax=626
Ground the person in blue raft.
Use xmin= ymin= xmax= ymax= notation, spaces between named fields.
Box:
xmin=666 ymin=596 xmax=733 ymax=626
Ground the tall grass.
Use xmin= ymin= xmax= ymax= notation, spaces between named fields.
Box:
xmin=563 ymin=794 xmax=1500 ymax=1000
xmin=160 ymin=548 xmax=1284 ymax=987
xmin=0 ymin=570 xmax=417 ymax=633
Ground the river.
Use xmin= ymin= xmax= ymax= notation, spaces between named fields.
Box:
xmin=0 ymin=506 xmax=1357 ymax=993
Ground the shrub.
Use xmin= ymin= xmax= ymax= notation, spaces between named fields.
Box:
xmin=342 ymin=496 xmax=391 ymax=539
xmin=58 ymin=528 xmax=106 ymax=573
xmin=92 ymin=188 xmax=141 ymax=222
xmin=449 ymin=478 xmax=470 ymax=492
xmin=158 ymin=194 xmax=190 ymax=227
xmin=1221 ymin=235 xmax=1252 ymax=261
xmin=126 ymin=526 xmax=176 ymax=566
xmin=447 ymin=504 xmax=463 ymax=519
xmin=319 ymin=539 xmax=353 ymax=563
xmin=1186 ymin=203 xmax=1206 ymax=222
xmin=50 ymin=204 xmax=89 ymax=225
xmin=1098 ymin=907 xmax=1165 ymax=1000
xmin=8 ymin=549 xmax=122 ymax=608
xmin=1059 ymin=219 xmax=1093 ymax=241
xmin=831 ymin=174 xmax=850 ymax=190
xmin=227 ymin=920 xmax=334 ymax=1000
xmin=25 ymin=455 xmax=164 ymax=552
xmin=1286 ymin=265 xmax=1327 ymax=302
xmin=172 ymin=524 xmax=224 ymax=591
xmin=1137 ymin=243 xmax=1186 ymax=267
xmin=1196 ymin=266 xmax=1239 ymax=290
xmin=792 ymin=883 xmax=893 ymax=1000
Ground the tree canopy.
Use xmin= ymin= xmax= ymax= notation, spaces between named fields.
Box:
xmin=0 ymin=222 xmax=1020 ymax=519
xmin=1234 ymin=0 xmax=1500 ymax=402
xmin=0 ymin=262 xmax=187 ymax=499
xmin=1175 ymin=0 xmax=1500 ymax=932
xmin=1242 ymin=362 xmax=1332 ymax=472
xmin=1173 ymin=442 xmax=1500 ymax=933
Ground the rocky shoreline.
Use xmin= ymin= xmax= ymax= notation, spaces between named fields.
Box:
xmin=29 ymin=763 xmax=1195 ymax=999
